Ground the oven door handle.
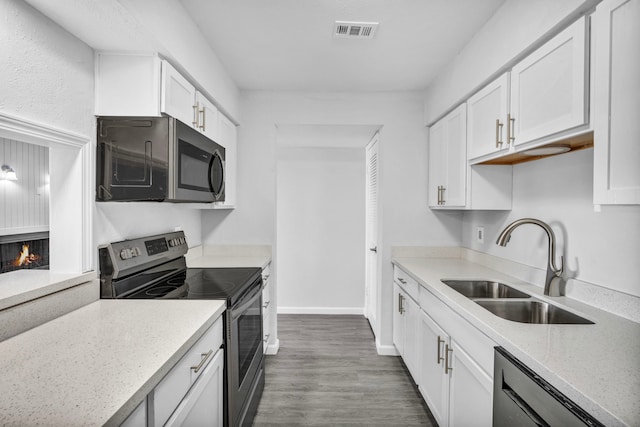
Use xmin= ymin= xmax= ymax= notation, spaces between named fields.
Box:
xmin=231 ymin=284 xmax=262 ymax=320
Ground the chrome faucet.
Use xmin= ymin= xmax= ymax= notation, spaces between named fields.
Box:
xmin=496 ymin=218 xmax=565 ymax=296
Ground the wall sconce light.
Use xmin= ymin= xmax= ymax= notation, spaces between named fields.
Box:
xmin=1 ymin=164 xmax=18 ymax=181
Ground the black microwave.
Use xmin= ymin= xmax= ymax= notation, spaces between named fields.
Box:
xmin=96 ymin=116 xmax=225 ymax=203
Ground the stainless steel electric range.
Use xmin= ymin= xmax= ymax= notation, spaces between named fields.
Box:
xmin=98 ymin=231 xmax=264 ymax=427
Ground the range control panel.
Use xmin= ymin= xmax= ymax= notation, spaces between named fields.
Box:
xmin=101 ymin=230 xmax=189 ymax=278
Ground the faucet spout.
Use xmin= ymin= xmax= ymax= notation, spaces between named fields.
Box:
xmin=496 ymin=218 xmax=564 ymax=296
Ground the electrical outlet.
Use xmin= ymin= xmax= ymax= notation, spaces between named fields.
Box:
xmin=476 ymin=226 xmax=485 ymax=244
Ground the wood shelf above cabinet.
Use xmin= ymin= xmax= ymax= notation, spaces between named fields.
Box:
xmin=478 ymin=131 xmax=593 ymax=165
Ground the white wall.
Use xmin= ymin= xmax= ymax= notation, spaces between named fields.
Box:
xmin=423 ymin=0 xmax=597 ymax=124
xmin=0 ymin=139 xmax=49 ymax=235
xmin=202 ymin=91 xmax=462 ymax=347
xmin=1 ymin=0 xmax=203 ymax=263
xmin=276 ymin=147 xmax=365 ymax=313
xmin=462 ymin=149 xmax=640 ymax=298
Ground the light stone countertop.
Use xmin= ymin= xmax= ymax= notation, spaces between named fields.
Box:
xmin=392 ymin=256 xmax=640 ymax=427
xmin=0 ymin=299 xmax=226 ymax=426
xmin=187 ymin=244 xmax=272 ymax=269
xmin=0 ymin=270 xmax=96 ymax=310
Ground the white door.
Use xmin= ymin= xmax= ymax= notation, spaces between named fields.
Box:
xmin=418 ymin=310 xmax=450 ymax=427
xmin=365 ymin=133 xmax=379 ymax=329
xmin=195 ymin=92 xmax=220 ymax=141
xmin=593 ymin=0 xmax=640 ymax=205
xmin=442 ymin=104 xmax=467 ymax=207
xmin=467 ymin=72 xmax=510 ymax=160
xmin=510 ymin=17 xmax=588 ymax=147
xmin=448 ymin=339 xmax=493 ymax=427
xmin=161 ymin=60 xmax=197 ymax=127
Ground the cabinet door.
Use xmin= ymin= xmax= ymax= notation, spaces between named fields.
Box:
xmin=428 ymin=118 xmax=445 ymax=207
xmin=165 ymin=348 xmax=224 ymax=427
xmin=195 ymin=92 xmax=220 ymax=142
xmin=121 ymin=399 xmax=146 ymax=427
xmin=392 ymin=283 xmax=405 ymax=356
xmin=161 ymin=60 xmax=197 ymax=127
xmin=403 ymin=295 xmax=420 ymax=381
xmin=215 ymin=113 xmax=237 ymax=208
xmin=593 ymin=0 xmax=640 ymax=204
xmin=418 ymin=310 xmax=450 ymax=427
xmin=448 ymin=339 xmax=493 ymax=427
xmin=510 ymin=17 xmax=588 ymax=147
xmin=467 ymin=73 xmax=510 ymax=160
xmin=428 ymin=104 xmax=467 ymax=208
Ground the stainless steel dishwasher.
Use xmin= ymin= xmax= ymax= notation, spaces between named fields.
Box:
xmin=493 ymin=347 xmax=604 ymax=427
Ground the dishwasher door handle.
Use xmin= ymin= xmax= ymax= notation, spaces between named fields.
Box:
xmin=502 ymin=375 xmax=550 ymax=427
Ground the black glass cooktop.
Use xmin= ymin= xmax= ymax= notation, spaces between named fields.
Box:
xmin=125 ymin=267 xmax=262 ymax=303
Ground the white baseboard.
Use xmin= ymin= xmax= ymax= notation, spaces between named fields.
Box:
xmin=376 ymin=339 xmax=399 ymax=356
xmin=277 ymin=307 xmax=364 ymax=315
xmin=265 ymin=339 xmax=280 ymax=355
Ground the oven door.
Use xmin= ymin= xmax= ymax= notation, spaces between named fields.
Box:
xmin=227 ymin=280 xmax=263 ymax=427
xmin=170 ymin=119 xmax=225 ymax=202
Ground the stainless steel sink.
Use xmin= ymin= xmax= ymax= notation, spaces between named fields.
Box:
xmin=475 ymin=300 xmax=594 ymax=324
xmin=441 ymin=280 xmax=531 ymax=299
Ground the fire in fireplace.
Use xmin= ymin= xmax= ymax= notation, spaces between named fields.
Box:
xmin=0 ymin=233 xmax=49 ymax=273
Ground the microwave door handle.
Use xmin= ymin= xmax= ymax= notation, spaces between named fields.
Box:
xmin=208 ymin=150 xmax=225 ymax=199
xmin=145 ymin=140 xmax=152 ymax=183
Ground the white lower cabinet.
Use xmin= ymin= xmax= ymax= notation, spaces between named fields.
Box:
xmin=149 ymin=317 xmax=223 ymax=427
xmin=418 ymin=310 xmax=449 ymax=426
xmin=447 ymin=338 xmax=493 ymax=427
xmin=121 ymin=400 xmax=147 ymax=427
xmin=393 ymin=278 xmax=420 ymax=381
xmin=164 ymin=348 xmax=224 ymax=426
xmin=394 ymin=265 xmax=496 ymax=427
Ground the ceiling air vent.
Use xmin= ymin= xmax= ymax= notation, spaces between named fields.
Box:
xmin=334 ymin=21 xmax=378 ymax=39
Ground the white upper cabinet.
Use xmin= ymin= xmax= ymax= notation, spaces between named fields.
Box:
xmin=429 ymin=104 xmax=512 ymax=211
xmin=466 ymin=17 xmax=589 ymax=164
xmin=215 ymin=112 xmax=237 ymax=208
xmin=161 ymin=60 xmax=197 ymax=127
xmin=510 ymin=17 xmax=589 ymax=149
xmin=467 ymin=73 xmax=510 ymax=160
xmin=429 ymin=104 xmax=467 ymax=208
xmin=593 ymin=0 xmax=640 ymax=205
xmin=195 ymin=92 xmax=220 ymax=142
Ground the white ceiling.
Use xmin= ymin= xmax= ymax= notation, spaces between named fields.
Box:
xmin=24 ymin=0 xmax=506 ymax=93
xmin=179 ymin=0 xmax=506 ymax=91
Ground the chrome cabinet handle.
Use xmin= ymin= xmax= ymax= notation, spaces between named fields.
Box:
xmin=437 ymin=336 xmax=445 ymax=364
xmin=398 ymin=294 xmax=405 ymax=314
xmin=191 ymin=350 xmax=213 ymax=374
xmin=437 ymin=185 xmax=442 ymax=205
xmin=440 ymin=186 xmax=446 ymax=205
xmin=192 ymin=104 xmax=199 ymax=127
xmin=199 ymin=107 xmax=206 ymax=131
xmin=495 ymin=119 xmax=504 ymax=148
xmin=398 ymin=278 xmax=407 ymax=284
xmin=263 ymin=333 xmax=270 ymax=343
xmin=263 ymin=300 xmax=270 ymax=309
xmin=507 ymin=113 xmax=515 ymax=145
xmin=369 ymin=246 xmax=377 ymax=253
xmin=444 ymin=344 xmax=453 ymax=373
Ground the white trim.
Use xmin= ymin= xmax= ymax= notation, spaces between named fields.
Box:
xmin=265 ymin=339 xmax=280 ymax=355
xmin=0 ymin=112 xmax=88 ymax=148
xmin=81 ymin=143 xmax=94 ymax=272
xmin=277 ymin=306 xmax=364 ymax=315
xmin=376 ymin=339 xmax=399 ymax=356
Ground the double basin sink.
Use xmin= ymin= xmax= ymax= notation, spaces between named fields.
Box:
xmin=441 ymin=280 xmax=593 ymax=324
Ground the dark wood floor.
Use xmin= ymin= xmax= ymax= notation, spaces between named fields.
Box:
xmin=253 ymin=314 xmax=437 ymax=426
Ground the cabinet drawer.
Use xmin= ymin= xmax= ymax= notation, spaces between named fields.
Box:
xmin=394 ymin=266 xmax=420 ymax=301
xmin=419 ymin=286 xmax=496 ymax=376
xmin=152 ymin=316 xmax=223 ymax=427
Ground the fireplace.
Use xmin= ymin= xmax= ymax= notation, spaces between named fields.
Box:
xmin=0 ymin=232 xmax=50 ymax=273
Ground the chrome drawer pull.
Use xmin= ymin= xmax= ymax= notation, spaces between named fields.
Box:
xmin=445 ymin=344 xmax=453 ymax=373
xmin=263 ymin=333 xmax=270 ymax=343
xmin=437 ymin=336 xmax=445 ymax=364
xmin=263 ymin=301 xmax=270 ymax=308
xmin=191 ymin=350 xmax=213 ymax=374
